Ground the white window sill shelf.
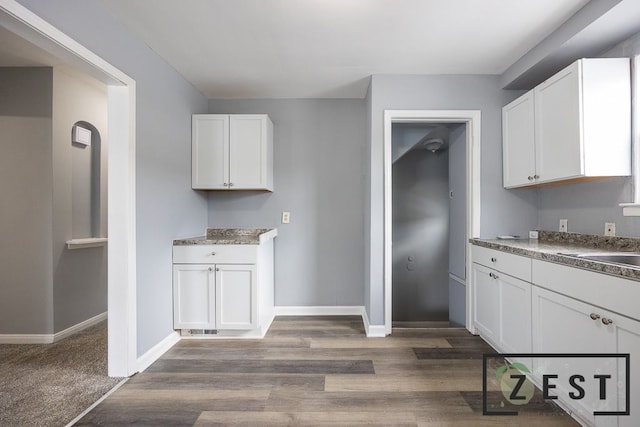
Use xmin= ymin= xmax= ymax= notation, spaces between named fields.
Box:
xmin=620 ymin=203 xmax=640 ymax=217
xmin=66 ymin=238 xmax=108 ymax=250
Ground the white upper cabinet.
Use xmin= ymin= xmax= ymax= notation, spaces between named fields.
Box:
xmin=192 ymin=114 xmax=273 ymax=191
xmin=503 ymin=58 xmax=631 ymax=189
xmin=503 ymin=91 xmax=535 ymax=188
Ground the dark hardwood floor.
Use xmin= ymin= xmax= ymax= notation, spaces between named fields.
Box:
xmin=76 ymin=316 xmax=578 ymax=426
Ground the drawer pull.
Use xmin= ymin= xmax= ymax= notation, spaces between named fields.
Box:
xmin=210 ymin=252 xmax=216 ymax=256
xmin=590 ymin=313 xmax=600 ymax=320
xmin=601 ymin=318 xmax=614 ymax=325
xmin=489 ymin=272 xmax=499 ymax=279
xmin=490 ymin=257 xmax=497 ymax=262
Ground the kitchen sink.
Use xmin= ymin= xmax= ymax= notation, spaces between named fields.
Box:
xmin=561 ymin=252 xmax=640 ymax=268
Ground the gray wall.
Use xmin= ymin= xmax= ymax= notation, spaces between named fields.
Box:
xmin=17 ymin=0 xmax=209 ymax=355
xmin=536 ymin=30 xmax=640 ymax=237
xmin=207 ymin=99 xmax=365 ymax=307
xmin=0 ymin=67 xmax=54 ymax=334
xmin=366 ymin=74 xmax=539 ymax=324
xmin=52 ymin=68 xmax=108 ymax=332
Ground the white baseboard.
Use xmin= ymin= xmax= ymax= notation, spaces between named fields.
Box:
xmin=136 ymin=331 xmax=180 ymax=373
xmin=274 ymin=306 xmax=387 ymax=338
xmin=0 ymin=311 xmax=107 ymax=344
xmin=54 ymin=312 xmax=108 ymax=342
xmin=274 ymin=306 xmax=365 ymax=316
xmin=361 ymin=309 xmax=387 ymax=338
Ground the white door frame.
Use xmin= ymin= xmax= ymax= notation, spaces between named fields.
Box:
xmin=383 ymin=110 xmax=481 ymax=335
xmin=0 ymin=0 xmax=138 ymax=377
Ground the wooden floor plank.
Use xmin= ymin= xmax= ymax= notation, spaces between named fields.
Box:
xmin=325 ymin=372 xmax=483 ymax=392
xmin=195 ymin=411 xmax=417 ymax=426
xmin=125 ymin=372 xmax=325 ymax=392
xmin=146 ymin=358 xmax=375 ymax=374
xmin=264 ymin=390 xmax=473 ymax=413
xmin=310 ymin=337 xmax=451 ymax=349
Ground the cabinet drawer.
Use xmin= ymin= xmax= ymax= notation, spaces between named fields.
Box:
xmin=472 ymin=245 xmax=531 ymax=281
xmin=532 ymin=259 xmax=640 ymax=321
xmin=173 ymin=245 xmax=257 ymax=264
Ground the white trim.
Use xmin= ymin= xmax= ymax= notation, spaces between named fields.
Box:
xmin=136 ymin=331 xmax=180 ymax=373
xmin=0 ymin=1 xmax=138 ymax=377
xmin=65 ymin=378 xmax=129 ymax=427
xmin=54 ymin=311 xmax=107 ymax=342
xmin=0 ymin=312 xmax=107 ymax=344
xmin=383 ymin=110 xmax=481 ymax=336
xmin=361 ymin=308 xmax=386 ymax=338
xmin=0 ymin=333 xmax=53 ymax=344
xmin=274 ymin=306 xmax=365 ymax=316
xmin=621 ymin=54 xmax=640 ymax=213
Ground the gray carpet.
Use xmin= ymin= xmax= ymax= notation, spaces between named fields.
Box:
xmin=0 ymin=320 xmax=123 ymax=426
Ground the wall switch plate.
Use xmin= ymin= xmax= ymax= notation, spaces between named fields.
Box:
xmin=529 ymin=230 xmax=539 ymax=239
xmin=605 ymin=222 xmax=616 ymax=237
xmin=281 ymin=211 xmax=290 ymax=224
xmin=559 ymin=219 xmax=568 ymax=233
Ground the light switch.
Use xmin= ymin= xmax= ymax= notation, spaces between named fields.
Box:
xmin=281 ymin=211 xmax=290 ymax=224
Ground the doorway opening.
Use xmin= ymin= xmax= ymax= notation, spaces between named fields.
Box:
xmin=1 ymin=1 xmax=137 ymax=377
xmin=391 ymin=122 xmax=466 ymax=328
xmin=383 ymin=110 xmax=481 ymax=335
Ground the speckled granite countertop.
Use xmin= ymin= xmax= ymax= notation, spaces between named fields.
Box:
xmin=173 ymin=228 xmax=277 ymax=245
xmin=470 ymin=231 xmax=640 ymax=281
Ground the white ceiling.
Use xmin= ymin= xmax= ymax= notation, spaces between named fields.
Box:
xmin=100 ymin=0 xmax=591 ymax=99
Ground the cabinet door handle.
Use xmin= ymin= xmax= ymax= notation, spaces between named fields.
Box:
xmin=489 ymin=272 xmax=499 ymax=279
xmin=223 ymin=183 xmax=229 ymax=187
xmin=533 ymin=174 xmax=540 ymax=179
xmin=601 ymin=318 xmax=613 ymax=325
xmin=208 ymin=267 xmax=213 ymax=272
xmin=528 ymin=176 xmax=534 ymax=181
xmin=590 ymin=313 xmax=600 ymax=320
xmin=210 ymin=252 xmax=216 ymax=256
xmin=229 ymin=182 xmax=234 ymax=187
xmin=215 ymin=267 xmax=220 ymax=272
xmin=490 ymin=257 xmax=497 ymax=263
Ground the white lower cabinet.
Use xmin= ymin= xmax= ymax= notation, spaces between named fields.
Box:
xmin=173 ymin=263 xmax=256 ymax=330
xmin=532 ymin=280 xmax=640 ymax=427
xmin=472 ymin=245 xmax=640 ymax=426
xmin=172 ymin=240 xmax=275 ymax=336
xmin=216 ymin=264 xmax=257 ymax=330
xmin=173 ymin=264 xmax=216 ymax=329
xmin=471 ymin=246 xmax=532 ymax=354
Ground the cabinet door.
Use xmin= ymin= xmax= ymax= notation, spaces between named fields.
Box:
xmin=192 ymin=114 xmax=229 ymax=189
xmin=499 ymin=273 xmax=531 ymax=354
xmin=216 ymin=264 xmax=257 ymax=330
xmin=229 ymin=115 xmax=269 ymax=190
xmin=472 ymin=263 xmax=499 ymax=345
xmin=173 ymin=264 xmax=216 ymax=329
xmin=534 ymin=61 xmax=583 ymax=183
xmin=532 ymin=286 xmax=617 ymax=425
xmin=615 ymin=315 xmax=640 ymax=427
xmin=502 ymin=91 xmax=536 ymax=188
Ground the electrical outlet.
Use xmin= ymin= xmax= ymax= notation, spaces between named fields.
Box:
xmin=605 ymin=222 xmax=616 ymax=237
xmin=281 ymin=211 xmax=290 ymax=224
xmin=529 ymin=230 xmax=539 ymax=239
xmin=559 ymin=219 xmax=568 ymax=233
